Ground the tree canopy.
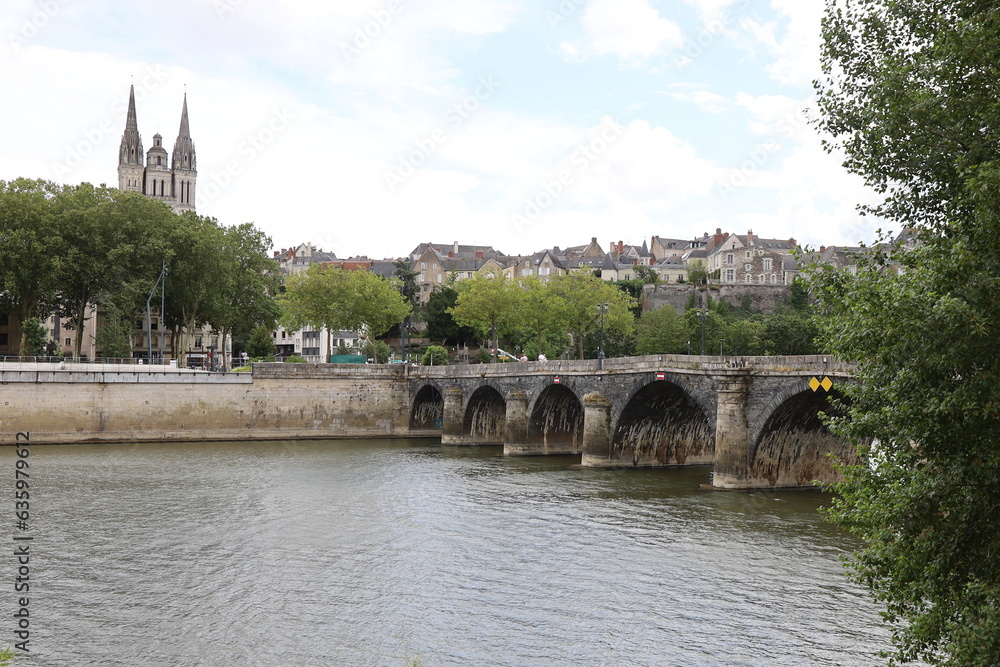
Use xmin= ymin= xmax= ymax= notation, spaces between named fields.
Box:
xmin=812 ymin=1 xmax=1000 ymax=664
xmin=279 ymin=265 xmax=411 ymax=362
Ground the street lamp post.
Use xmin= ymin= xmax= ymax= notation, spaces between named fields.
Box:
xmin=145 ymin=259 xmax=167 ymax=364
xmin=597 ymin=302 xmax=609 ymax=370
xmin=697 ymin=307 xmax=707 ymax=355
xmin=719 ymin=338 xmax=725 ymax=356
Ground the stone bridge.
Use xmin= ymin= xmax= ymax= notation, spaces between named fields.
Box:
xmin=407 ymin=354 xmax=858 ymax=490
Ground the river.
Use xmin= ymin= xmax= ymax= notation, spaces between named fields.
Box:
xmin=6 ymin=439 xmax=889 ymax=666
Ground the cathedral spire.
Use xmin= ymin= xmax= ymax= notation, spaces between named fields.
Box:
xmin=171 ymin=92 xmax=196 ymax=173
xmin=118 ymin=84 xmax=143 ymax=167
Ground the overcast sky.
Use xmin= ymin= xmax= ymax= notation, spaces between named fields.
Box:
xmin=0 ymin=0 xmax=884 ymax=258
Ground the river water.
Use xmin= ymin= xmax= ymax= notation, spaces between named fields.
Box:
xmin=6 ymin=439 xmax=889 ymax=666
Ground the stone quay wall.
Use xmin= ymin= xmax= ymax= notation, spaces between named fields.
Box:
xmin=643 ymin=283 xmax=792 ymax=314
xmin=0 ymin=363 xmax=412 ymax=445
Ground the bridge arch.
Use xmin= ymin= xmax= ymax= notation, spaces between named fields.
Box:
xmin=612 ymin=380 xmax=714 ymax=466
xmin=410 ymin=383 xmax=443 ymax=430
xmin=750 ymin=387 xmax=858 ymax=487
xmin=527 ymin=384 xmax=583 ymax=453
xmin=463 ymin=384 xmax=506 ymax=444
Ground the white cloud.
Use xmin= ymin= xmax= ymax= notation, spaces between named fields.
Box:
xmin=567 ymin=0 xmax=685 ymax=64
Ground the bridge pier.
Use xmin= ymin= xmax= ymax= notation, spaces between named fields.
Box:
xmin=441 ymin=386 xmax=464 ymax=445
xmin=579 ymin=393 xmax=613 ymax=467
xmin=502 ymin=390 xmax=531 ymax=455
xmin=710 ymin=371 xmax=751 ymax=489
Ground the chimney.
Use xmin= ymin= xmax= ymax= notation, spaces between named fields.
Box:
xmin=820 ymin=245 xmax=826 ymax=253
xmin=747 ymin=229 xmax=753 ymax=246
xmin=609 ymin=241 xmax=615 ymax=253
xmin=475 ymin=250 xmax=484 ymax=260
xmin=448 ymin=251 xmax=455 ymax=258
xmin=789 ymin=237 xmax=797 ymax=246
xmin=713 ymin=228 xmax=725 ymax=246
xmin=453 ymin=241 xmax=459 ymax=254
xmin=618 ymin=241 xmax=624 ymax=255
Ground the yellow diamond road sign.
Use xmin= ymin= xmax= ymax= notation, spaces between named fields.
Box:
xmin=809 ymin=376 xmax=834 ymax=392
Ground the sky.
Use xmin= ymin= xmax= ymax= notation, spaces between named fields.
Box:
xmin=0 ymin=0 xmax=886 ymax=259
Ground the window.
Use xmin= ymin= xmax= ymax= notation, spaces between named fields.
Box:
xmin=539 ymin=267 xmax=550 ymax=275
xmin=65 ymin=338 xmax=71 ymax=346
xmin=420 ymin=262 xmax=427 ymax=270
xmin=725 ymin=269 xmax=735 ymax=282
xmin=746 ymin=251 xmax=751 ymax=258
xmin=432 ymin=263 xmax=438 ymax=269
xmin=0 ymin=334 xmax=6 ymax=346
xmin=763 ymin=258 xmax=772 ymax=271
xmin=417 ymin=273 xmax=424 ymax=282
xmin=771 ymin=274 xmax=778 ymax=284
xmin=727 ymin=254 xmax=734 ymax=265
xmin=0 ymin=315 xmax=7 ymax=325
xmin=437 ymin=274 xmax=442 ymax=283
xmin=745 ymin=264 xmax=752 ymax=272
xmin=303 ymin=347 xmax=320 ymax=356
xmin=745 ymin=274 xmax=753 ymax=283
xmin=522 ymin=268 xmax=533 ymax=276
xmin=759 ymin=274 xmax=766 ymax=284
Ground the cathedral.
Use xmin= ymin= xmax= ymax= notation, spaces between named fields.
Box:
xmin=117 ymin=85 xmax=197 ymax=213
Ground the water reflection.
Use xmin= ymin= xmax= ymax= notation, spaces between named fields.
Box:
xmin=6 ymin=440 xmax=885 ymax=666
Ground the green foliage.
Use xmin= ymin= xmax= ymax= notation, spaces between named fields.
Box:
xmin=284 ymin=355 xmax=307 ymax=363
xmin=93 ymin=303 xmax=134 ymax=359
xmin=812 ymin=1 xmax=1000 ymax=664
xmin=0 ymin=646 xmax=13 ymax=665
xmin=245 ymin=325 xmax=275 ymax=359
xmin=425 ymin=286 xmax=476 ymax=345
xmin=280 ymin=266 xmax=411 ymax=344
xmin=636 ymin=306 xmax=688 ymax=355
xmin=421 ymin=344 xmax=449 ymax=366
xmin=633 ymin=265 xmax=659 ymax=285
xmin=20 ymin=317 xmax=46 ymax=357
xmin=686 ymin=260 xmax=708 ymax=285
xmin=363 ymin=338 xmax=392 ymax=364
xmin=448 ymin=275 xmax=523 ymax=359
xmin=550 ymin=273 xmax=636 ymax=359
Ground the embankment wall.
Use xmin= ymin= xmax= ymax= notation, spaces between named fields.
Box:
xmin=0 ymin=364 xmax=411 ymax=445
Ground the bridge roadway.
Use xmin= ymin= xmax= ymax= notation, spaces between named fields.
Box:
xmin=408 ymin=354 xmax=857 ymax=489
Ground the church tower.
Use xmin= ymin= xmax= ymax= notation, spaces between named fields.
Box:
xmin=116 ymin=85 xmax=197 ymax=213
xmin=171 ymin=93 xmax=197 ymax=212
xmin=117 ymin=85 xmax=145 ymax=193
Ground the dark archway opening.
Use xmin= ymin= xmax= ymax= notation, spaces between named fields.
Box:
xmin=410 ymin=385 xmax=443 ymax=430
xmin=463 ymin=385 xmax=506 ymax=444
xmin=612 ymin=381 xmax=714 ymax=466
xmin=751 ymin=389 xmax=858 ymax=487
xmin=527 ymin=385 xmax=584 ymax=452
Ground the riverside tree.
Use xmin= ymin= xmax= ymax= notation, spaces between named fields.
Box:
xmin=448 ymin=274 xmax=523 ymax=361
xmin=811 ymin=2 xmax=1000 ymax=664
xmin=279 ymin=265 xmax=411 ymax=363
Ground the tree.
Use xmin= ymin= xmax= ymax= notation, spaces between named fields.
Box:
xmin=811 ymin=2 xmax=1000 ymax=664
xmin=245 ymin=325 xmax=275 ymax=360
xmin=636 ymin=306 xmax=688 ymax=355
xmin=53 ymin=186 xmax=175 ymax=359
xmin=280 ymin=266 xmax=411 ymax=363
xmin=421 ymin=344 xmax=449 ymax=366
xmin=515 ymin=277 xmax=566 ymax=360
xmin=549 ymin=274 xmax=636 ymax=360
xmin=633 ymin=265 xmax=659 ymax=285
xmin=208 ymin=223 xmax=281 ymax=369
xmin=425 ymin=285 xmax=476 ymax=345
xmin=0 ymin=179 xmax=64 ymax=354
xmin=687 ymin=260 xmax=708 ymax=285
xmin=448 ymin=275 xmax=523 ymax=362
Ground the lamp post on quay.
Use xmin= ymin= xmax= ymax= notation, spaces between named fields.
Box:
xmin=597 ymin=302 xmax=609 ymax=370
